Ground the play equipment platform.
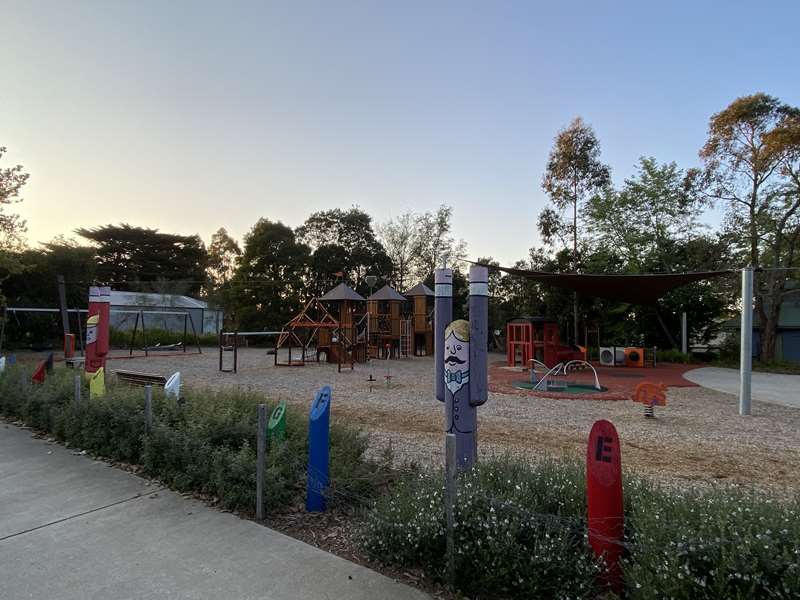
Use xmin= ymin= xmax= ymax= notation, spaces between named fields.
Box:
xmin=490 ymin=361 xmax=700 ymax=401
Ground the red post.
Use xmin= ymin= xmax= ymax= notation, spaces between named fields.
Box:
xmin=586 ymin=419 xmax=624 ymax=593
xmin=85 ymin=286 xmax=111 ymax=375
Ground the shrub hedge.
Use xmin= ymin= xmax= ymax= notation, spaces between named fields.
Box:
xmin=109 ymin=327 xmax=219 ymax=349
xmin=0 ymin=364 xmax=390 ymax=515
xmin=361 ymin=457 xmax=800 ymax=599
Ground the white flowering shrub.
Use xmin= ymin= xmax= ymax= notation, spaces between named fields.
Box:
xmin=623 ymin=478 xmax=800 ymax=599
xmin=360 ymin=456 xmax=601 ymax=599
xmin=361 ymin=456 xmax=800 ymax=600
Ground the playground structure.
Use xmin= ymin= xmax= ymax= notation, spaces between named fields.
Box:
xmin=403 ymin=282 xmax=434 ymax=356
xmin=272 ymin=283 xmax=368 ymax=369
xmin=236 ymin=279 xmax=437 ymax=372
xmin=506 ymin=316 xmax=587 ymax=368
xmin=527 ymin=359 xmax=604 ymax=393
xmin=367 ymin=285 xmax=410 ymax=359
xmin=218 ymin=330 xmax=282 ymax=373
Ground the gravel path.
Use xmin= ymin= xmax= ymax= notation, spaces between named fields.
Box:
xmin=115 ymin=349 xmax=800 ymax=492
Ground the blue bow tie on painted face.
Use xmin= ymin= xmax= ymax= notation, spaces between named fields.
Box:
xmin=444 ymin=331 xmax=470 ymax=394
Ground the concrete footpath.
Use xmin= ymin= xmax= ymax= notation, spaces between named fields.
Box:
xmin=684 ymin=367 xmax=800 ymax=408
xmin=0 ymin=424 xmax=429 ymax=600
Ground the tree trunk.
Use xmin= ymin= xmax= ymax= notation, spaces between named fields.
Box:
xmin=573 ymin=293 xmax=579 ymax=346
xmin=759 ymin=274 xmax=785 ymax=362
xmin=573 ymin=184 xmax=579 ymax=344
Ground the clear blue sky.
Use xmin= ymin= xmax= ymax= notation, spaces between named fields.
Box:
xmin=4 ymin=1 xmax=798 ymax=265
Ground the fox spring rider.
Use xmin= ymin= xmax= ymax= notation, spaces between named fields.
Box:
xmin=435 ymin=265 xmax=489 ymax=470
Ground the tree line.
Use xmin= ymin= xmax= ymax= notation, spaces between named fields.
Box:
xmin=1 ymin=93 xmax=798 ymax=359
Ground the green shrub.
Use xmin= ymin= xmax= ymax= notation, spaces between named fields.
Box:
xmin=624 ymin=478 xmax=800 ymax=599
xmin=109 ymin=327 xmax=219 ymax=349
xmin=361 ymin=456 xmax=800 ymax=600
xmin=361 ymin=456 xmax=600 ymax=599
xmin=656 ymin=349 xmax=691 ymax=364
xmin=0 ymin=364 xmax=387 ymax=517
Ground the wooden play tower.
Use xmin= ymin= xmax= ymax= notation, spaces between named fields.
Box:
xmin=367 ymin=285 xmax=410 ymax=358
xmin=403 ymin=282 xmax=434 ymax=356
xmin=317 ymin=282 xmax=368 ymax=364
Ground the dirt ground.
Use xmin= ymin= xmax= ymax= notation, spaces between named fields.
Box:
xmin=107 ymin=347 xmax=800 ymax=492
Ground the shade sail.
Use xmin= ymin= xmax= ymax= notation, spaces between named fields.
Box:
xmin=479 ymin=264 xmax=733 ymax=305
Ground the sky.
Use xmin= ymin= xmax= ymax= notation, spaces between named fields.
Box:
xmin=3 ymin=1 xmax=799 ymax=266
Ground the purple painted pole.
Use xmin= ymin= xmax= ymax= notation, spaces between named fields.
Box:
xmin=436 ymin=265 xmax=490 ymax=471
xmin=435 ymin=268 xmax=453 ymax=404
xmin=469 ymin=265 xmax=488 ymax=408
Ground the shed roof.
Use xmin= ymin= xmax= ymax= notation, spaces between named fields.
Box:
xmin=403 ymin=282 xmax=434 ymax=297
xmin=368 ymin=285 xmax=407 ymax=302
xmin=319 ymin=282 xmax=366 ymax=302
xmin=109 ymin=290 xmax=208 ymax=310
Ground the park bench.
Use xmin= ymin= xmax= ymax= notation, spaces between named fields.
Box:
xmin=114 ymin=369 xmax=168 ymax=387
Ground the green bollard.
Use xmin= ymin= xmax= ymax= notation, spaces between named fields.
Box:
xmin=267 ymin=400 xmax=286 ymax=441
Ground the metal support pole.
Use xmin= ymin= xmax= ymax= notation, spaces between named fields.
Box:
xmin=234 ymin=331 xmax=238 ymax=374
xmin=144 ymin=385 xmax=153 ymax=434
xmin=256 ymin=403 xmax=267 ymax=520
xmin=444 ymin=433 xmax=457 ymax=588
xmin=73 ymin=375 xmax=81 ymax=409
xmin=739 ymin=267 xmax=753 ymax=416
xmin=681 ymin=312 xmax=688 ymax=355
xmin=218 ymin=330 xmax=223 ymax=372
xmin=183 ymin=313 xmax=188 ymax=353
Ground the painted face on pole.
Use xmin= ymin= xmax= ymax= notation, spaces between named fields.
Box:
xmin=444 ymin=322 xmax=470 ymax=395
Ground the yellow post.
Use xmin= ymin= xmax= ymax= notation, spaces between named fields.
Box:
xmin=89 ymin=367 xmax=106 ymax=399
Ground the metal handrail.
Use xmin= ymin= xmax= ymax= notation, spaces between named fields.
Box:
xmin=532 ymin=362 xmax=565 ymax=391
xmin=564 ymin=360 xmax=602 ymax=390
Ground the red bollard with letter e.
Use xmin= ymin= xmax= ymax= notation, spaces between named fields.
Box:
xmin=586 ymin=419 xmax=624 ymax=594
xmin=85 ymin=286 xmax=111 ymax=375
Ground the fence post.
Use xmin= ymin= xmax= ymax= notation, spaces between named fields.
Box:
xmin=144 ymin=385 xmax=153 ymax=434
xmin=73 ymin=375 xmax=81 ymax=409
xmin=444 ymin=432 xmax=457 ymax=588
xmin=256 ymin=403 xmax=267 ymax=521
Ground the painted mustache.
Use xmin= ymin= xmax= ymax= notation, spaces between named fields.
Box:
xmin=445 ymin=355 xmax=466 ymax=365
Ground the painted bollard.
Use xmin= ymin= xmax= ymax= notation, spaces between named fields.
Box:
xmin=89 ymin=367 xmax=106 ymax=399
xmin=85 ymin=286 xmax=111 ymax=375
xmin=586 ymin=419 xmax=624 ymax=594
xmin=0 ymin=356 xmax=5 ymax=373
xmin=164 ymin=372 xmax=181 ymax=399
xmin=45 ymin=352 xmax=54 ymax=373
xmin=31 ymin=360 xmax=47 ymax=384
xmin=268 ymin=400 xmax=287 ymax=441
xmin=435 ymin=265 xmax=489 ymax=471
xmin=306 ymin=386 xmax=331 ymax=512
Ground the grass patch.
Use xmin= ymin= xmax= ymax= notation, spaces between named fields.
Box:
xmin=0 ymin=364 xmax=390 ymax=516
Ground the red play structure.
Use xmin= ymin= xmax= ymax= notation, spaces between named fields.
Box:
xmin=506 ymin=316 xmax=586 ymax=368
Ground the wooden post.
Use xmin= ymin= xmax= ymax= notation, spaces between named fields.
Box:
xmin=445 ymin=432 xmax=457 ymax=588
xmin=57 ymin=275 xmax=70 ymax=336
xmin=73 ymin=375 xmax=81 ymax=409
xmin=144 ymin=385 xmax=153 ymax=434
xmin=256 ymin=403 xmax=267 ymax=520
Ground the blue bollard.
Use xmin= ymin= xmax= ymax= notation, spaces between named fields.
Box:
xmin=306 ymin=385 xmax=332 ymax=512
